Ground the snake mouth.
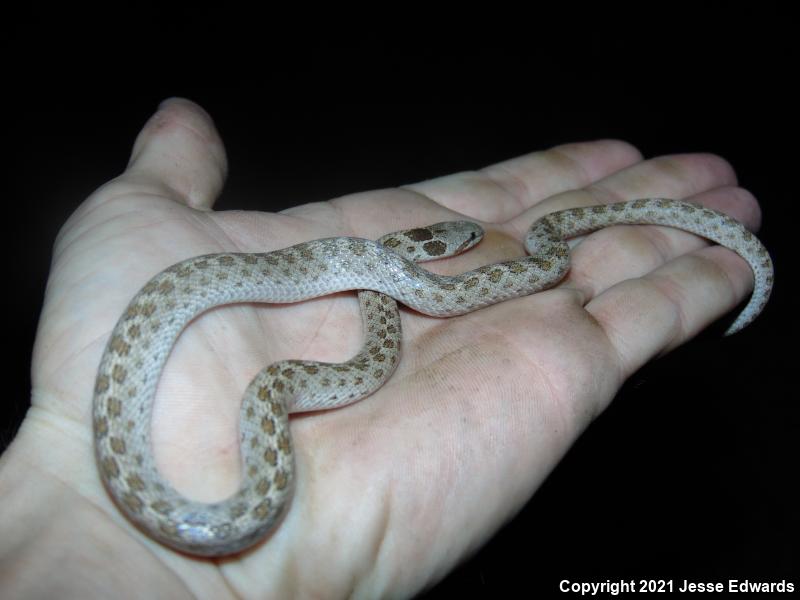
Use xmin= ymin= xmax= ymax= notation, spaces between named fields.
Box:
xmin=456 ymin=231 xmax=480 ymax=254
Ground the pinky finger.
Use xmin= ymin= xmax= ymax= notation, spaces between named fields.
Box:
xmin=588 ymin=245 xmax=758 ymax=377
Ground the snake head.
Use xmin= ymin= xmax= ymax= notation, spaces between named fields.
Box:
xmin=430 ymin=220 xmax=485 ymax=255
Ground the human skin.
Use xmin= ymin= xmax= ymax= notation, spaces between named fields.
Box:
xmin=0 ymin=98 xmax=762 ymax=598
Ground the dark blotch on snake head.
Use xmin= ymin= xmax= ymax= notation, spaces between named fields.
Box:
xmin=405 ymin=228 xmax=434 ymax=242
xmin=422 ymin=240 xmax=447 ymax=256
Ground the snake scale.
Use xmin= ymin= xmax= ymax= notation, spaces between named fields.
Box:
xmin=93 ymin=198 xmax=773 ymax=555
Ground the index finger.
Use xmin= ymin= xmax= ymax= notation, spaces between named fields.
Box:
xmin=402 ymin=140 xmax=643 ymax=223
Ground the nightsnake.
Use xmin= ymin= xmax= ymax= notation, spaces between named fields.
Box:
xmin=93 ymin=198 xmax=773 ymax=555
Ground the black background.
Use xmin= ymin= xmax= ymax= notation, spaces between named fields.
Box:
xmin=5 ymin=8 xmax=797 ymax=597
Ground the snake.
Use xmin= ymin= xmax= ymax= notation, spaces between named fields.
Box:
xmin=93 ymin=198 xmax=773 ymax=556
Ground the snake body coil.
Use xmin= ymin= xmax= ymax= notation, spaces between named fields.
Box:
xmin=93 ymin=199 xmax=773 ymax=555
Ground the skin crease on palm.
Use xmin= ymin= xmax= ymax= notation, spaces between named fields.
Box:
xmin=1 ymin=98 xmax=770 ymax=598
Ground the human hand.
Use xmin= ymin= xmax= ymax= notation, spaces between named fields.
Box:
xmin=0 ymin=98 xmax=762 ymax=598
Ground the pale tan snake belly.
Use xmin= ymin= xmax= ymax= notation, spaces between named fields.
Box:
xmin=93 ymin=199 xmax=773 ymax=555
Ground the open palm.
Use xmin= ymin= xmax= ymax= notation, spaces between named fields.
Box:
xmin=2 ymin=98 xmax=760 ymax=598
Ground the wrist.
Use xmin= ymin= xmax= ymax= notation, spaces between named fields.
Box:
xmin=0 ymin=412 xmax=76 ymax=546
xmin=0 ymin=409 xmax=103 ymax=591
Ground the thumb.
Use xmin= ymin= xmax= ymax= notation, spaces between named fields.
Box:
xmin=126 ymin=97 xmax=228 ymax=210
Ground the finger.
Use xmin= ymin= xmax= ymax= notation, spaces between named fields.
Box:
xmin=402 ymin=140 xmax=643 ymax=223
xmin=552 ymin=187 xmax=762 ymax=306
xmin=526 ymin=152 xmax=741 ymax=224
xmin=497 ymin=152 xmax=757 ymax=316
xmin=125 ymin=97 xmax=228 ymax=210
xmin=504 ymin=152 xmax=752 ymax=279
xmin=587 ymin=242 xmax=757 ymax=375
